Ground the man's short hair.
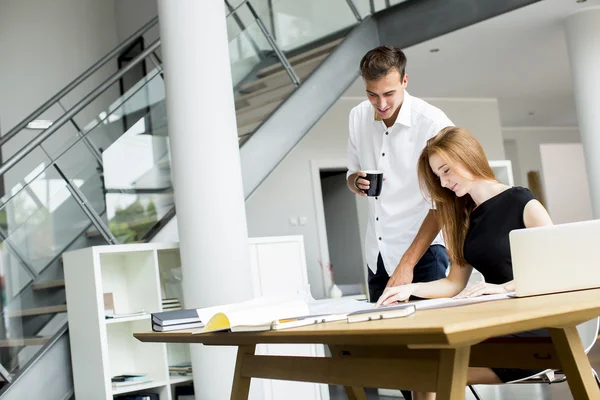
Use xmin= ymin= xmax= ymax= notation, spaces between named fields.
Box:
xmin=359 ymin=45 xmax=407 ymax=81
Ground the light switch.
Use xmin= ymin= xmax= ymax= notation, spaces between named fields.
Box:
xmin=299 ymin=217 xmax=307 ymax=226
xmin=289 ymin=216 xmax=298 ymax=226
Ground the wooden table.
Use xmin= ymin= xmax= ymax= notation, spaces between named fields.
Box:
xmin=135 ymin=288 xmax=600 ymax=400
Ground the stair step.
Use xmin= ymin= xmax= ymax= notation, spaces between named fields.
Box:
xmin=7 ymin=304 xmax=67 ymax=318
xmin=236 ymin=89 xmax=290 ymax=114
xmin=235 ymin=83 xmax=295 ymax=108
xmin=31 ymin=280 xmax=65 ymax=291
xmin=0 ymin=337 xmax=50 ymax=348
xmin=239 ymin=53 xmax=328 ymax=94
xmin=256 ymin=38 xmax=342 ymax=78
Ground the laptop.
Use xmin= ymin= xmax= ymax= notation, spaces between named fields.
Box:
xmin=509 ymin=218 xmax=600 ymax=297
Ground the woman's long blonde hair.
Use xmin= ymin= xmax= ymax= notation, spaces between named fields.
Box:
xmin=417 ymin=127 xmax=497 ymax=266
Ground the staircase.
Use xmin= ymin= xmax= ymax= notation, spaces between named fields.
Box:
xmin=0 ymin=0 xmax=541 ymax=398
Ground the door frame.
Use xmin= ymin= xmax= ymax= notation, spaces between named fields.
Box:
xmin=309 ymin=159 xmax=368 ymax=297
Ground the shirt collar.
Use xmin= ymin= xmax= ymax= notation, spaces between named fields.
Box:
xmin=373 ymin=90 xmax=412 ymax=128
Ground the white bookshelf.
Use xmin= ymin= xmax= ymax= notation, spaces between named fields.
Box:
xmin=63 ymin=242 xmax=192 ymax=400
xmin=64 ymin=237 xmax=328 ymax=400
xmin=490 ymin=159 xmax=515 ymax=186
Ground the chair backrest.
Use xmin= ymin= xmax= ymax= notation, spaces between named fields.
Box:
xmin=577 ymin=317 xmax=599 ymax=353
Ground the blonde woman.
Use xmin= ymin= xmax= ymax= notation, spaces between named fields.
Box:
xmin=377 ymin=126 xmax=553 ymax=400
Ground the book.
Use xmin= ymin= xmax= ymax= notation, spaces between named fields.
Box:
xmin=347 ymin=303 xmax=416 ymax=323
xmin=151 ymin=309 xmax=201 ymax=327
xmin=410 ymin=292 xmax=514 ymax=311
xmin=152 ymin=321 xmax=204 ymax=332
xmin=111 ymin=374 xmax=152 ymax=387
xmin=115 ymin=395 xmax=159 ymax=400
xmin=169 ymin=362 xmax=192 ymax=376
xmin=196 ymin=296 xmax=311 ymax=333
xmin=232 ymin=312 xmax=348 ymax=332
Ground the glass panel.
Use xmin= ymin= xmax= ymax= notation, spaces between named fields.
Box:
xmin=52 ymin=69 xmax=172 ymax=244
xmin=271 ymin=0 xmax=358 ymax=51
xmin=2 ymin=166 xmax=96 ymax=275
xmin=229 ymin=9 xmax=274 ymax=87
xmin=39 ymin=67 xmax=164 ymax=167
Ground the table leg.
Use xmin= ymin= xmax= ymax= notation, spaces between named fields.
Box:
xmin=231 ymin=345 xmax=256 ymax=400
xmin=329 ymin=346 xmax=367 ymax=400
xmin=435 ymin=346 xmax=470 ymax=400
xmin=549 ymin=326 xmax=600 ymax=399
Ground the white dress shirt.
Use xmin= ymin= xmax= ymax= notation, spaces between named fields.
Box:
xmin=347 ymin=91 xmax=454 ymax=275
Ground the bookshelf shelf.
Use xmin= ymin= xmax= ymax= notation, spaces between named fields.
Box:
xmin=168 ymin=376 xmax=193 ymax=385
xmin=64 ymin=243 xmax=192 ymax=400
xmin=112 ymin=380 xmax=167 ymax=395
xmin=105 ymin=314 xmax=151 ymax=324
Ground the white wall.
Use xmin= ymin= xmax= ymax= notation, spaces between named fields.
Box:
xmin=113 ymin=0 xmax=159 ymax=43
xmin=502 ymin=127 xmax=580 ymax=188
xmin=425 ymin=98 xmax=506 ymax=160
xmin=0 ymin=0 xmax=119 ymax=137
xmin=540 ymin=143 xmax=593 ymax=224
xmin=0 ymin=0 xmax=120 ymax=195
xmin=321 ymin=172 xmax=364 ymax=286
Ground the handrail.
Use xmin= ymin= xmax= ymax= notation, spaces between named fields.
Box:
xmin=0 ymin=39 xmax=161 ymax=177
xmin=0 ymin=0 xmax=257 ymax=178
xmin=0 ymin=16 xmax=160 ymax=149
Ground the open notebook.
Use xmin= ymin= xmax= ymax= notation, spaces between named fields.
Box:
xmin=194 ymin=295 xmax=372 ymax=333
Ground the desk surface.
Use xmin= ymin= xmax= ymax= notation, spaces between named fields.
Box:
xmin=135 ymin=288 xmax=600 ymax=347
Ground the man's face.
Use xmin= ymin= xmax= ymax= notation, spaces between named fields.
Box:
xmin=364 ymin=69 xmax=408 ymax=121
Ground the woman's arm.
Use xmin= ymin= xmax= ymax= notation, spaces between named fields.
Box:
xmin=523 ymin=199 xmax=553 ymax=228
xmin=376 ymin=262 xmax=473 ymax=306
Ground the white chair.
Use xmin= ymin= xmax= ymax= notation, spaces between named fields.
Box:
xmin=469 ymin=317 xmax=600 ymax=400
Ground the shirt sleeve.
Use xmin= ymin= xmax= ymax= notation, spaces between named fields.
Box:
xmin=346 ymin=108 xmax=361 ymax=180
xmin=429 ymin=113 xmax=455 ymax=139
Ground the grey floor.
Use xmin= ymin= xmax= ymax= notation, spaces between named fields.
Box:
xmin=329 ymin=342 xmax=600 ymax=400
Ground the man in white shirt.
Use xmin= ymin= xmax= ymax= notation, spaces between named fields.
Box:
xmin=347 ymin=45 xmax=454 ymax=305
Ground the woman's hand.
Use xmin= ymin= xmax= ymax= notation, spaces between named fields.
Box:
xmin=453 ymin=282 xmax=507 ymax=299
xmin=376 ymin=284 xmax=416 ymax=307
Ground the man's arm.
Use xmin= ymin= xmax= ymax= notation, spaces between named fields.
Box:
xmin=386 ymin=209 xmax=441 ymax=288
xmin=346 ymin=109 xmax=369 ymax=196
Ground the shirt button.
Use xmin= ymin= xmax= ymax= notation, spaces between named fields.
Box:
xmin=382 ymin=153 xmax=385 ymax=156
xmin=385 ymin=131 xmax=389 ymax=135
xmin=375 ymin=197 xmax=378 ymax=200
xmin=379 ymin=237 xmax=382 ymax=241
xmin=376 ymin=217 xmax=379 ymax=221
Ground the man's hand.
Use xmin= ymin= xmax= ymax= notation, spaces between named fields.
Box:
xmin=386 ymin=259 xmax=415 ymax=288
xmin=347 ymin=171 xmax=369 ymax=197
xmin=453 ymin=282 xmax=507 ymax=299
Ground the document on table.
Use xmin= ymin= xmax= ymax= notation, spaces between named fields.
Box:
xmin=410 ymin=292 xmax=514 ymax=311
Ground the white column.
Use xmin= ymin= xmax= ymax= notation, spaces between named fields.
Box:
xmin=565 ymin=8 xmax=600 ymax=218
xmin=157 ymin=1 xmax=254 ymax=399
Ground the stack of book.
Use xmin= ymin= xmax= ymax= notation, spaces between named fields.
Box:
xmin=151 ymin=309 xmax=204 ymax=332
xmin=162 ymin=298 xmax=182 ymax=311
xmin=115 ymin=395 xmax=158 ymax=400
xmin=111 ymin=373 xmax=152 ymax=388
xmin=169 ymin=362 xmax=192 ymax=376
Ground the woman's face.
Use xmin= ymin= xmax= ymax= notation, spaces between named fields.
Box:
xmin=429 ymin=153 xmax=474 ymax=197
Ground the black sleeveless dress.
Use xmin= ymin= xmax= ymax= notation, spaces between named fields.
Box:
xmin=464 ymin=186 xmax=549 ymax=383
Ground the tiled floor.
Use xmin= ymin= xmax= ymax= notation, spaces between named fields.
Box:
xmin=329 ymin=341 xmax=600 ymax=400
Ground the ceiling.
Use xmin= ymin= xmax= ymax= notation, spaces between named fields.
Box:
xmin=344 ymin=0 xmax=600 ymax=128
